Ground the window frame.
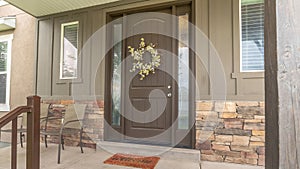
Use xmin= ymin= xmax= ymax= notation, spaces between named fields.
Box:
xmin=0 ymin=0 xmax=8 ymax=6
xmin=59 ymin=21 xmax=79 ymax=80
xmin=239 ymin=0 xmax=265 ymax=73
xmin=0 ymin=34 xmax=13 ymax=111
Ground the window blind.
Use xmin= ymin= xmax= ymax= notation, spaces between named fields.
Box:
xmin=241 ymin=0 xmax=264 ymax=71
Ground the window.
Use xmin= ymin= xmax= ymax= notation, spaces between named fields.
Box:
xmin=241 ymin=0 xmax=264 ymax=72
xmin=178 ymin=13 xmax=189 ymax=130
xmin=0 ymin=0 xmax=8 ymax=6
xmin=60 ymin=21 xmax=79 ymax=80
xmin=0 ymin=34 xmax=12 ymax=111
xmin=111 ymin=23 xmax=122 ymax=126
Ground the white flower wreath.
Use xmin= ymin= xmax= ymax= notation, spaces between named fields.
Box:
xmin=128 ymin=38 xmax=161 ymax=80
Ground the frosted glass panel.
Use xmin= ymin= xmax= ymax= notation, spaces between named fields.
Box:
xmin=178 ymin=14 xmax=189 ymax=130
xmin=111 ymin=23 xmax=122 ymax=126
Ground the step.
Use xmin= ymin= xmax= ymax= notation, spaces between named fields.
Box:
xmin=96 ymin=141 xmax=200 ymax=163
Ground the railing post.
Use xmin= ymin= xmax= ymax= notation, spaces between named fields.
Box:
xmin=26 ymin=96 xmax=41 ymax=169
xmin=11 ymin=118 xmax=17 ymax=169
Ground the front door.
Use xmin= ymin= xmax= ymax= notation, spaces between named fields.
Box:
xmin=124 ymin=8 xmax=174 ymax=145
xmin=106 ymin=3 xmax=194 ymax=148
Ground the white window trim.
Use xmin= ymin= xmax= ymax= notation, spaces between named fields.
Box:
xmin=0 ymin=34 xmax=13 ymax=111
xmin=59 ymin=21 xmax=79 ymax=80
xmin=239 ymin=0 xmax=265 ymax=73
xmin=0 ymin=0 xmax=8 ymax=6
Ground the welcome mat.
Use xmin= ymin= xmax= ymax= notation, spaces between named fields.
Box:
xmin=104 ymin=153 xmax=160 ymax=169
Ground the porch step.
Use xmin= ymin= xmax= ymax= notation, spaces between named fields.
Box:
xmin=97 ymin=141 xmax=200 ymax=163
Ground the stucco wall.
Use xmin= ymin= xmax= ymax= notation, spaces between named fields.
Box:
xmin=0 ymin=4 xmax=36 ymax=110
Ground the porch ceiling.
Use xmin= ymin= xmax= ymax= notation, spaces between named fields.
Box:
xmin=5 ymin=0 xmax=144 ymax=17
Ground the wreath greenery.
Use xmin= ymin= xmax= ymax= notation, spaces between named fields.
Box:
xmin=128 ymin=38 xmax=161 ymax=80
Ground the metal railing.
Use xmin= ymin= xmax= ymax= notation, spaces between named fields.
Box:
xmin=0 ymin=96 xmax=40 ymax=169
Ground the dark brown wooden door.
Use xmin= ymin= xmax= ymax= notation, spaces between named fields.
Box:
xmin=123 ymin=9 xmax=175 ymax=145
xmin=106 ymin=3 xmax=194 ymax=148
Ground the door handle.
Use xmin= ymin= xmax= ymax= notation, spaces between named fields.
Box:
xmin=167 ymin=93 xmax=172 ymax=98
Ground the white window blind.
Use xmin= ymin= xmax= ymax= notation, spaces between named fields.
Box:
xmin=241 ymin=0 xmax=264 ymax=72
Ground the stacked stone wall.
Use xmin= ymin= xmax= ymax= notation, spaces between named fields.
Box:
xmin=195 ymin=101 xmax=265 ymax=166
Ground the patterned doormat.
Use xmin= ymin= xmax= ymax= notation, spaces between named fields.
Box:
xmin=104 ymin=153 xmax=160 ymax=169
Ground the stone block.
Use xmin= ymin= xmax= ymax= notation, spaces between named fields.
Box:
xmin=196 ymin=130 xmax=214 ymax=142
xmin=201 ymin=154 xmax=224 ymax=162
xmin=201 ymin=150 xmax=214 ymax=155
xmin=215 ymin=102 xmax=236 ymax=112
xmin=97 ymin=100 xmax=104 ymax=108
xmin=196 ymin=140 xmax=211 ymax=150
xmin=196 ymin=111 xmax=218 ymax=120
xmin=243 ymin=152 xmax=259 ymax=159
xmin=252 ymin=130 xmax=265 ymax=136
xmin=232 ymin=136 xmax=250 ymax=146
xmin=244 ymin=119 xmax=262 ymax=123
xmin=250 ymin=142 xmax=265 ymax=147
xmin=219 ymin=112 xmax=238 ymax=119
xmin=212 ymin=144 xmax=230 ymax=151
xmin=215 ymin=135 xmax=233 ymax=143
xmin=215 ymin=129 xmax=251 ymax=136
xmin=196 ymin=101 xmax=214 ymax=111
xmin=258 ymin=155 xmax=265 ymax=166
xmin=254 ymin=115 xmax=265 ymax=120
xmin=225 ymin=157 xmax=257 ymax=165
xmin=215 ymin=150 xmax=241 ymax=158
xmin=212 ymin=142 xmax=229 ymax=145
xmin=237 ymin=107 xmax=265 ymax=116
xmin=94 ymin=110 xmax=104 ymax=115
xmin=244 ymin=123 xmax=265 ymax=130
xmin=256 ymin=147 xmax=265 ymax=155
xmin=230 ymin=145 xmax=255 ymax=152
xmin=61 ymin=100 xmax=75 ymax=105
xmin=236 ymin=102 xmax=259 ymax=107
xmin=196 ymin=121 xmax=222 ymax=129
xmin=224 ymin=119 xmax=243 ymax=129
xmin=259 ymin=102 xmax=265 ymax=107
xmin=250 ymin=136 xmax=265 ymax=142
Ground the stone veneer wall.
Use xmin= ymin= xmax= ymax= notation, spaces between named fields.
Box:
xmin=41 ymin=99 xmax=265 ymax=166
xmin=40 ymin=100 xmax=104 ymax=149
xmin=195 ymin=101 xmax=265 ymax=166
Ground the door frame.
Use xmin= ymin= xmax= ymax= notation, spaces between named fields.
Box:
xmin=104 ymin=0 xmax=196 ymax=148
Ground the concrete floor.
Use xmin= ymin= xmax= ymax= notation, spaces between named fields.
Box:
xmin=0 ymin=144 xmax=264 ymax=169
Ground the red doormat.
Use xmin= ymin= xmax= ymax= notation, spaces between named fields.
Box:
xmin=104 ymin=153 xmax=160 ymax=169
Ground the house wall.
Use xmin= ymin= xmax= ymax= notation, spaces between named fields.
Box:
xmin=35 ymin=0 xmax=264 ymax=101
xmin=0 ymin=4 xmax=36 ymax=110
xmin=34 ymin=0 xmax=265 ymax=166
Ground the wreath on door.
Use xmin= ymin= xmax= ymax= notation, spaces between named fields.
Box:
xmin=128 ymin=38 xmax=161 ymax=80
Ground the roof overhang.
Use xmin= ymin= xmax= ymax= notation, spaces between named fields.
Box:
xmin=0 ymin=17 xmax=16 ymax=31
xmin=5 ymin=0 xmax=147 ymax=17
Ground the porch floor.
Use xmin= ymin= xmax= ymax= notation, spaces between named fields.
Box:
xmin=0 ymin=144 xmax=264 ymax=169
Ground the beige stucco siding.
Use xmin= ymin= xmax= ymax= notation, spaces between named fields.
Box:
xmin=0 ymin=4 xmax=36 ymax=110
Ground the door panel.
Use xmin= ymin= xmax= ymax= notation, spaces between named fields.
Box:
xmin=124 ymin=9 xmax=174 ymax=145
xmin=106 ymin=3 xmax=194 ymax=148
